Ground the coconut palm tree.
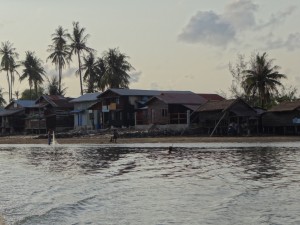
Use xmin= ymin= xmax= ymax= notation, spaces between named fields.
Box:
xmin=46 ymin=76 xmax=67 ymax=95
xmin=9 ymin=60 xmax=20 ymax=100
xmin=81 ymin=52 xmax=106 ymax=93
xmin=20 ymin=51 xmax=46 ymax=99
xmin=102 ymin=48 xmax=133 ymax=89
xmin=47 ymin=26 xmax=70 ymax=94
xmin=67 ymin=22 xmax=94 ymax=95
xmin=95 ymin=57 xmax=106 ymax=91
xmin=0 ymin=87 xmax=6 ymax=107
xmin=242 ymin=52 xmax=287 ymax=108
xmin=0 ymin=41 xmax=19 ymax=101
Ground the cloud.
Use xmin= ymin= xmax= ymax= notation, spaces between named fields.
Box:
xmin=265 ymin=33 xmax=300 ymax=51
xmin=256 ymin=6 xmax=297 ymax=30
xmin=223 ymin=0 xmax=258 ymax=30
xmin=178 ymin=0 xmax=295 ymax=48
xmin=178 ymin=11 xmax=235 ymax=46
xmin=129 ymin=70 xmax=142 ymax=83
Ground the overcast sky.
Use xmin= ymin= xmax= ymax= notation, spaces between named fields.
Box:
xmin=1 ymin=0 xmax=300 ymax=101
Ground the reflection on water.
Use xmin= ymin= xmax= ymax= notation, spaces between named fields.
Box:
xmin=1 ymin=143 xmax=300 ymax=225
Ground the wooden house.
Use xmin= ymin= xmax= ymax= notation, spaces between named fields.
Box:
xmin=262 ymin=100 xmax=300 ymax=135
xmin=0 ymin=100 xmax=35 ymax=134
xmin=98 ymin=88 xmax=164 ymax=128
xmin=25 ymin=95 xmax=74 ymax=133
xmin=70 ymin=92 xmax=101 ymax=130
xmin=143 ymin=92 xmax=207 ymax=130
xmin=196 ymin=98 xmax=258 ymax=136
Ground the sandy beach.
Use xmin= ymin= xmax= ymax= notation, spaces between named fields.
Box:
xmin=1 ymin=134 xmax=300 ymax=145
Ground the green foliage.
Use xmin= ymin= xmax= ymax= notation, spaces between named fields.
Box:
xmin=47 ymin=26 xmax=71 ymax=94
xmin=229 ymin=52 xmax=289 ymax=109
xmin=67 ymin=22 xmax=94 ymax=95
xmin=46 ymin=76 xmax=67 ymax=95
xmin=102 ymin=48 xmax=133 ymax=89
xmin=0 ymin=87 xmax=7 ymax=107
xmin=20 ymin=51 xmax=46 ymax=99
xmin=20 ymin=87 xmax=44 ymax=100
xmin=0 ymin=41 xmax=19 ymax=101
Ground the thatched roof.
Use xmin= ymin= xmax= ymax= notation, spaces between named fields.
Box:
xmin=268 ymin=100 xmax=300 ymax=112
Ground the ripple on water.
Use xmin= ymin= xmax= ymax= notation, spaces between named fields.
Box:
xmin=1 ymin=143 xmax=300 ymax=225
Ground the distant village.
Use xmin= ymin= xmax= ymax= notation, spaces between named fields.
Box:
xmin=0 ymin=88 xmax=299 ymax=137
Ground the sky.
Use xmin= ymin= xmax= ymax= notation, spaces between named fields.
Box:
xmin=1 ymin=0 xmax=300 ymax=101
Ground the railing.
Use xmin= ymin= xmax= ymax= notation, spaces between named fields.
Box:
xmin=169 ymin=113 xmax=187 ymax=124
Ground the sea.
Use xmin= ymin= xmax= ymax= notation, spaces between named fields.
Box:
xmin=0 ymin=142 xmax=300 ymax=225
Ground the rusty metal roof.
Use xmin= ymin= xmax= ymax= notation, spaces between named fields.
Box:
xmin=196 ymin=99 xmax=237 ymax=112
xmin=36 ymin=95 xmax=74 ymax=108
xmin=149 ymin=92 xmax=207 ymax=105
xmin=197 ymin=93 xmax=225 ymax=101
xmin=268 ymin=100 xmax=300 ymax=112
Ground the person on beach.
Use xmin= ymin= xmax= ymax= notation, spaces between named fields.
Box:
xmin=110 ymin=129 xmax=119 ymax=143
xmin=48 ymin=129 xmax=52 ymax=145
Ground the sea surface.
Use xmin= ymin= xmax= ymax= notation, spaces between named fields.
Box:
xmin=0 ymin=142 xmax=300 ymax=225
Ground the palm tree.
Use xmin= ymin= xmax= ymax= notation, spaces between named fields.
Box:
xmin=95 ymin=57 xmax=106 ymax=91
xmin=0 ymin=87 xmax=6 ymax=107
xmin=46 ymin=76 xmax=67 ymax=95
xmin=47 ymin=26 xmax=70 ymax=94
xmin=81 ymin=52 xmax=105 ymax=93
xmin=242 ymin=52 xmax=286 ymax=108
xmin=9 ymin=60 xmax=20 ymax=100
xmin=0 ymin=41 xmax=19 ymax=101
xmin=67 ymin=22 xmax=94 ymax=95
xmin=20 ymin=51 xmax=46 ymax=99
xmin=102 ymin=48 xmax=133 ymax=89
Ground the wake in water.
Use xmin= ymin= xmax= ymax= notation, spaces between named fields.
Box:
xmin=51 ymin=131 xmax=59 ymax=145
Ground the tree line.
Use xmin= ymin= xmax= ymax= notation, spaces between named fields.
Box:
xmin=0 ymin=22 xmax=133 ymax=106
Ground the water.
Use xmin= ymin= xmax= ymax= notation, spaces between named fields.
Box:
xmin=1 ymin=142 xmax=300 ymax=225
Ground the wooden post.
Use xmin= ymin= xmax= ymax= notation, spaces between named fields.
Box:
xmin=210 ymin=111 xmax=227 ymax=137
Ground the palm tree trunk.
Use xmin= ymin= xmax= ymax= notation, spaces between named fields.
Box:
xmin=34 ymin=82 xmax=38 ymax=98
xmin=6 ymin=70 xmax=11 ymax=102
xmin=77 ymin=52 xmax=83 ymax=95
xmin=10 ymin=71 xmax=13 ymax=101
xmin=59 ymin=63 xmax=62 ymax=94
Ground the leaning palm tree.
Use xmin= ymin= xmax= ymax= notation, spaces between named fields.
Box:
xmin=0 ymin=41 xmax=19 ymax=101
xmin=67 ymin=22 xmax=94 ymax=95
xmin=102 ymin=48 xmax=133 ymax=89
xmin=242 ymin=52 xmax=287 ymax=108
xmin=20 ymin=51 xmax=46 ymax=99
xmin=47 ymin=26 xmax=70 ymax=94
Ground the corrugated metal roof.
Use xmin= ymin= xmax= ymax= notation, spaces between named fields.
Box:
xmin=99 ymin=88 xmax=192 ymax=97
xmin=15 ymin=100 xmax=35 ymax=107
xmin=70 ymin=92 xmax=101 ymax=103
xmin=198 ymin=93 xmax=225 ymax=101
xmin=0 ymin=109 xmax=24 ymax=116
xmin=268 ymin=100 xmax=300 ymax=112
xmin=151 ymin=92 xmax=207 ymax=105
xmin=196 ymin=99 xmax=237 ymax=112
xmin=36 ymin=95 xmax=74 ymax=108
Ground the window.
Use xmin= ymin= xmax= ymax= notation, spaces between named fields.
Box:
xmin=162 ymin=109 xmax=168 ymax=117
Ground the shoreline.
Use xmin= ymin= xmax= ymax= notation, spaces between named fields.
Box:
xmin=1 ymin=135 xmax=300 ymax=145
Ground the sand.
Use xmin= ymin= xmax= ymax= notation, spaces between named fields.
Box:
xmin=0 ymin=134 xmax=300 ymax=145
